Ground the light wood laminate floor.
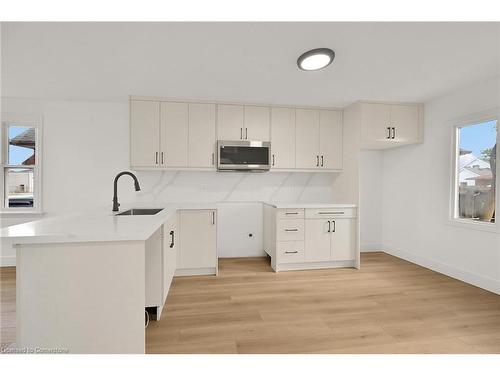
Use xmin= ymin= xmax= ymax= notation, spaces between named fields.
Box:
xmin=1 ymin=253 xmax=499 ymax=353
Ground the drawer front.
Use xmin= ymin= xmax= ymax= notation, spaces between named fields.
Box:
xmin=276 ymin=219 xmax=304 ymax=241
xmin=277 ymin=241 xmax=305 ymax=264
xmin=305 ymin=207 xmax=356 ymax=219
xmin=277 ymin=208 xmax=305 ymax=219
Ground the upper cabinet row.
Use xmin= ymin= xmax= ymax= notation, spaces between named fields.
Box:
xmin=130 ymin=99 xmax=343 ymax=171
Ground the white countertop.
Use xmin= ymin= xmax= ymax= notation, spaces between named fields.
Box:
xmin=0 ymin=202 xmax=217 ymax=245
xmin=263 ymin=202 xmax=357 ymax=209
xmin=0 ymin=201 xmax=356 ymax=245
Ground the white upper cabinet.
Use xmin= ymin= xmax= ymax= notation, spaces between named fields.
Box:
xmin=319 ymin=110 xmax=343 ymax=170
xmin=358 ymin=102 xmax=423 ymax=149
xmin=130 ymin=100 xmax=160 ymax=167
xmin=217 ymin=104 xmax=244 ymax=141
xmin=390 ymin=104 xmax=420 ymax=143
xmin=130 ymin=98 xmax=344 ymax=172
xmin=360 ymin=103 xmax=392 ymax=145
xmin=188 ymin=103 xmax=216 ymax=168
xmin=270 ymin=107 xmax=295 ymax=169
xmin=160 ymin=102 xmax=188 ymax=167
xmin=244 ymin=106 xmax=270 ymax=141
xmin=295 ymin=109 xmax=320 ymax=169
xmin=295 ymin=108 xmax=343 ymax=170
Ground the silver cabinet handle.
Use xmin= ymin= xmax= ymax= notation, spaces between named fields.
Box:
xmin=211 ymin=211 xmax=215 ymax=225
xmin=285 ymin=250 xmax=298 ymax=254
xmin=272 ymin=154 xmax=275 ymax=166
xmin=332 ymin=220 xmax=336 ymax=233
xmin=318 ymin=211 xmax=344 ymax=215
xmin=321 ymin=155 xmax=324 ymax=167
xmin=316 ymin=155 xmax=319 ymax=167
xmin=155 ymin=152 xmax=158 ymax=164
xmin=285 ymin=212 xmax=299 ymax=215
xmin=245 ymin=127 xmax=248 ymax=140
xmin=161 ymin=152 xmax=164 ymax=164
xmin=212 ymin=152 xmax=215 ymax=165
xmin=328 ymin=220 xmax=331 ymax=233
xmin=240 ymin=128 xmax=243 ymax=140
xmin=387 ymin=127 xmax=391 ymax=139
xmin=285 ymin=229 xmax=298 ymax=232
xmin=391 ymin=127 xmax=396 ymax=139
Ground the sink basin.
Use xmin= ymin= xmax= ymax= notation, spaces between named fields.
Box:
xmin=115 ymin=208 xmax=164 ymax=216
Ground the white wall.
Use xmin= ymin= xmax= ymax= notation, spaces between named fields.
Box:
xmin=359 ymin=150 xmax=383 ymax=251
xmin=381 ymin=78 xmax=500 ymax=294
xmin=1 ymin=97 xmax=362 ymax=265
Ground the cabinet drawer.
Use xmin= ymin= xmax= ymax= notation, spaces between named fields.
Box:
xmin=277 ymin=241 xmax=305 ymax=264
xmin=277 ymin=208 xmax=305 ymax=219
xmin=305 ymin=207 xmax=356 ymax=219
xmin=276 ymin=219 xmax=304 ymax=241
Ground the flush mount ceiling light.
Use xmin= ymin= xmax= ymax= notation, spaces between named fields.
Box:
xmin=297 ymin=48 xmax=335 ymax=71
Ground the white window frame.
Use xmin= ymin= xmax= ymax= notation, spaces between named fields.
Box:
xmin=0 ymin=113 xmax=43 ymax=215
xmin=449 ymin=108 xmax=499 ymax=233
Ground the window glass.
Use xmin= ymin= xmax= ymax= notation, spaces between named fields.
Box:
xmin=5 ymin=168 xmax=34 ymax=208
xmin=8 ymin=126 xmax=36 ymax=165
xmin=456 ymin=120 xmax=497 ymax=223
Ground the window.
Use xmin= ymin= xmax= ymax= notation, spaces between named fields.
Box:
xmin=1 ymin=117 xmax=42 ymax=213
xmin=453 ymin=118 xmax=497 ymax=225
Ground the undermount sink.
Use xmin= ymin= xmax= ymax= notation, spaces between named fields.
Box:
xmin=115 ymin=208 xmax=164 ymax=216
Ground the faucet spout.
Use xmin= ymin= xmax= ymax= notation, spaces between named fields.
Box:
xmin=113 ymin=171 xmax=141 ymax=212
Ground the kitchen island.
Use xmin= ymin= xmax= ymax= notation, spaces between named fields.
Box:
xmin=0 ymin=203 xmax=217 ymax=354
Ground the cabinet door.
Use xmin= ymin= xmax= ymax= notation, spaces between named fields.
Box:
xmin=179 ymin=210 xmax=217 ymax=269
xmin=390 ymin=105 xmax=419 ymax=144
xmin=361 ymin=103 xmax=391 ymax=145
xmin=130 ymin=100 xmax=160 ymax=167
xmin=270 ymin=107 xmax=295 ymax=169
xmin=319 ymin=110 xmax=342 ymax=170
xmin=217 ymin=104 xmax=244 ymax=140
xmin=160 ymin=102 xmax=188 ymax=167
xmin=304 ymin=219 xmax=331 ymax=262
xmin=244 ymin=106 xmax=270 ymax=141
xmin=145 ymin=227 xmax=163 ymax=307
xmin=295 ymin=109 xmax=320 ymax=169
xmin=330 ymin=219 xmax=355 ymax=261
xmin=188 ymin=103 xmax=216 ymax=168
xmin=163 ymin=214 xmax=177 ymax=302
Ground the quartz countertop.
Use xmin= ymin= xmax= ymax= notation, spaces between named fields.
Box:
xmin=0 ymin=202 xmax=217 ymax=245
xmin=0 ymin=201 xmax=356 ymax=245
xmin=262 ymin=202 xmax=357 ymax=209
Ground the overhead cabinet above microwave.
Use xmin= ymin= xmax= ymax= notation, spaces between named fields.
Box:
xmin=217 ymin=105 xmax=270 ymax=141
xmin=129 ymin=97 xmax=343 ymax=172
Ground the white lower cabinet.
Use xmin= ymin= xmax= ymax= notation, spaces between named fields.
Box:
xmin=176 ymin=209 xmax=218 ymax=276
xmin=304 ymin=220 xmax=331 ymax=262
xmin=163 ymin=212 xmax=178 ymax=301
xmin=265 ymin=205 xmax=358 ymax=272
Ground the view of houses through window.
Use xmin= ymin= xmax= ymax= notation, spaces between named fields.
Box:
xmin=456 ymin=119 xmax=497 ymax=223
xmin=3 ymin=124 xmax=37 ymax=209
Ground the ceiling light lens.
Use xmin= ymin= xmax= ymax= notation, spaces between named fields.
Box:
xmin=297 ymin=48 xmax=335 ymax=71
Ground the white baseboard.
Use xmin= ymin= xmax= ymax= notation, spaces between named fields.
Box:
xmin=360 ymin=243 xmax=384 ymax=252
xmin=0 ymin=256 xmax=16 ymax=267
xmin=384 ymin=247 xmax=500 ymax=295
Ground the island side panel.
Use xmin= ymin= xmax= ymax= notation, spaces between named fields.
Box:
xmin=16 ymin=240 xmax=145 ymax=354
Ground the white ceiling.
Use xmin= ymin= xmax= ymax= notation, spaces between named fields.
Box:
xmin=1 ymin=22 xmax=499 ymax=107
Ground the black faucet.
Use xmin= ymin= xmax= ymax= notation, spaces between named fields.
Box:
xmin=113 ymin=171 xmax=141 ymax=212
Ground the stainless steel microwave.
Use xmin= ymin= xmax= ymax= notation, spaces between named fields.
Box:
xmin=217 ymin=140 xmax=271 ymax=171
